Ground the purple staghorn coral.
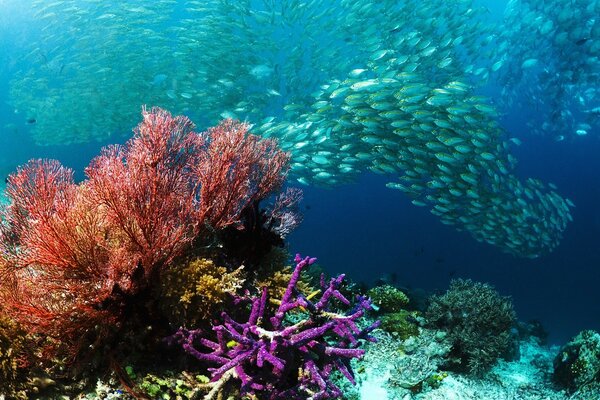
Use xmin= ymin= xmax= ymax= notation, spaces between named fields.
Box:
xmin=168 ymin=254 xmax=379 ymax=399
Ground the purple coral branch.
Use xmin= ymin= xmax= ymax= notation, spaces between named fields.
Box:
xmin=249 ymin=286 xmax=268 ymax=325
xmin=169 ymin=253 xmax=379 ymax=399
xmin=272 ymin=254 xmax=316 ymax=329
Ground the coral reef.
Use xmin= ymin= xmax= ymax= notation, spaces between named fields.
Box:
xmin=553 ymin=329 xmax=600 ymax=394
xmin=0 ymin=107 xmax=290 ymax=366
xmin=159 ymin=257 xmax=246 ymax=328
xmin=340 ymin=328 xmax=569 ymax=400
xmin=168 ymin=254 xmax=379 ymax=399
xmin=0 ymin=314 xmax=27 ymax=398
xmin=426 ymin=279 xmax=516 ymax=375
xmin=367 ymin=285 xmax=409 ymax=313
xmin=379 ymin=310 xmax=421 ymax=340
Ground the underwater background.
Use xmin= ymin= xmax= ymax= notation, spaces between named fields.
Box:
xmin=0 ymin=0 xmax=599 ymax=359
xmin=0 ymin=1 xmax=600 ymax=343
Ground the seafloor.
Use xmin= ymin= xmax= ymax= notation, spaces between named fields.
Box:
xmin=21 ymin=331 xmax=591 ymax=400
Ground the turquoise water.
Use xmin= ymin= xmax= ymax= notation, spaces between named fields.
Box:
xmin=1 ymin=0 xmax=600 ymax=397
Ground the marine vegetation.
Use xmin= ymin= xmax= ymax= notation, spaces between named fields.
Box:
xmin=553 ymin=329 xmax=600 ymax=394
xmin=426 ymin=279 xmax=517 ymax=376
xmin=168 ymin=254 xmax=379 ymax=400
xmin=158 ymin=257 xmax=246 ymax=328
xmin=367 ymin=284 xmax=409 ymax=313
xmin=0 ymin=107 xmax=290 ymax=367
xmin=7 ymin=0 xmax=575 ymax=258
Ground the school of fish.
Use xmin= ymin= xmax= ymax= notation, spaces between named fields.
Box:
xmin=7 ymin=0 xmax=581 ymax=257
xmin=492 ymin=0 xmax=600 ymax=141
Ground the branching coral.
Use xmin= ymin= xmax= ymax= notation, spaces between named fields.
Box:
xmin=367 ymin=285 xmax=409 ymax=313
xmin=0 ymin=107 xmax=291 ymax=364
xmin=194 ymin=118 xmax=290 ymax=230
xmin=262 ymin=188 xmax=304 ymax=239
xmin=426 ymin=279 xmax=516 ymax=376
xmin=0 ymin=161 xmax=115 ymax=359
xmin=159 ymin=257 xmax=245 ymax=327
xmin=168 ymin=254 xmax=379 ymax=399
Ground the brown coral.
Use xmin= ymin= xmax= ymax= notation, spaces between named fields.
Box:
xmin=159 ymin=258 xmax=245 ymax=327
xmin=0 ymin=313 xmax=28 ymax=397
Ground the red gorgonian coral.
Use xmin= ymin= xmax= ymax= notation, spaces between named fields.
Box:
xmin=0 ymin=107 xmax=290 ymax=361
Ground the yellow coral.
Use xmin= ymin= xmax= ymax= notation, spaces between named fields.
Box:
xmin=255 ymin=248 xmax=315 ymax=307
xmin=160 ymin=258 xmax=245 ymax=327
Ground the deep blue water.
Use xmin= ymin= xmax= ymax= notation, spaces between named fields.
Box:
xmin=1 ymin=0 xmax=599 ymax=347
xmin=291 ymin=124 xmax=600 ymax=345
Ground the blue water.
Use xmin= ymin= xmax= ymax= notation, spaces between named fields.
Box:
xmin=286 ymin=0 xmax=600 ymax=345
xmin=1 ymin=0 xmax=599 ymax=347
xmin=291 ymin=134 xmax=600 ymax=345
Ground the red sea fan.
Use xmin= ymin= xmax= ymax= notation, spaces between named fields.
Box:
xmin=0 ymin=159 xmax=111 ymax=287
xmin=86 ymin=107 xmax=203 ymax=288
xmin=0 ymin=107 xmax=291 ymax=362
xmin=0 ymin=160 xmax=114 ymax=355
xmin=195 ymin=119 xmax=290 ymax=230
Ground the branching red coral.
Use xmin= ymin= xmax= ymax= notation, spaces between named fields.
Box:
xmin=195 ymin=119 xmax=290 ymax=230
xmin=2 ymin=160 xmax=104 ymax=272
xmin=0 ymin=107 xmax=291 ymax=363
xmin=0 ymin=160 xmax=113 ymax=356
xmin=86 ymin=108 xmax=202 ymax=288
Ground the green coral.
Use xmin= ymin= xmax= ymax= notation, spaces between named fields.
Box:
xmin=553 ymin=330 xmax=600 ymax=393
xmin=140 ymin=373 xmax=197 ymax=399
xmin=367 ymin=285 xmax=409 ymax=313
xmin=380 ymin=310 xmax=420 ymax=339
xmin=425 ymin=372 xmax=448 ymax=389
xmin=125 ymin=365 xmax=137 ymax=380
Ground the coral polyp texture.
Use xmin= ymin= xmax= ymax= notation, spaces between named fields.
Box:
xmin=0 ymin=107 xmax=290 ymax=363
xmin=168 ymin=254 xmax=379 ymax=400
